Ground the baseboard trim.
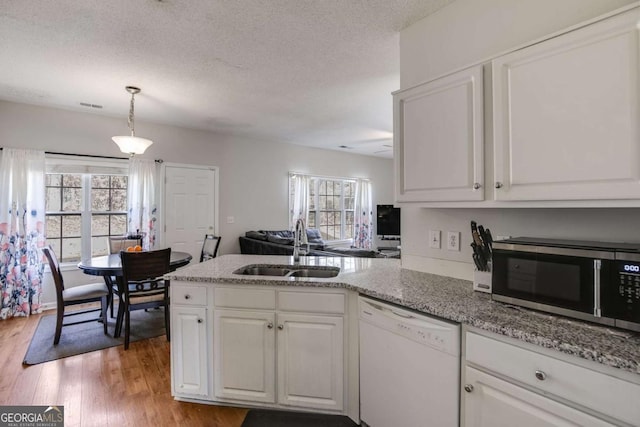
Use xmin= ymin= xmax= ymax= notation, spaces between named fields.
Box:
xmin=40 ymin=302 xmax=56 ymax=312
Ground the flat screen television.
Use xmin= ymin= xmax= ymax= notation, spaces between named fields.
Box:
xmin=376 ymin=205 xmax=400 ymax=237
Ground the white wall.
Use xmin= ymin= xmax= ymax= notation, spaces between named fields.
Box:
xmin=0 ymin=100 xmax=393 ymax=305
xmin=398 ymin=0 xmax=640 ymax=279
xmin=400 ymin=0 xmax=637 ymax=88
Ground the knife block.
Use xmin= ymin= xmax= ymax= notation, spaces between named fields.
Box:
xmin=473 ymin=269 xmax=492 ymax=293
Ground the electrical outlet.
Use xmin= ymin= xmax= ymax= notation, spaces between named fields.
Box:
xmin=447 ymin=231 xmax=460 ymax=251
xmin=429 ymin=230 xmax=441 ymax=249
xmin=226 ymin=216 xmax=235 ymax=224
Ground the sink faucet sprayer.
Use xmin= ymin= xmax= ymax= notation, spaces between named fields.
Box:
xmin=293 ymin=218 xmax=308 ymax=263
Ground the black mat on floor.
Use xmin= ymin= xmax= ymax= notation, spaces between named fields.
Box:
xmin=23 ymin=307 xmax=166 ymax=365
xmin=241 ymin=409 xmax=357 ymax=427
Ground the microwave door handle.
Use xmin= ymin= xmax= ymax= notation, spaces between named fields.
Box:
xmin=594 ymin=259 xmax=602 ymax=317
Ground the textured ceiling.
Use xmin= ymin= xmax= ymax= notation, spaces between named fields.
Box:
xmin=0 ymin=0 xmax=455 ymax=158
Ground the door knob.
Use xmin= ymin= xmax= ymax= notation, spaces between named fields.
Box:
xmin=184 ymin=294 xmax=191 ymax=300
xmin=495 ymin=182 xmax=503 ymax=189
xmin=473 ymin=183 xmax=481 ymax=190
xmin=464 ymin=384 xmax=474 ymax=393
xmin=267 ymin=322 xmax=274 ymax=329
xmin=277 ymin=325 xmax=284 ymax=330
xmin=197 ymin=318 xmax=203 ymax=324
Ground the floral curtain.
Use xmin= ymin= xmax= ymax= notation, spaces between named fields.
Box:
xmin=127 ymin=158 xmax=157 ymax=250
xmin=353 ymin=179 xmax=373 ymax=249
xmin=290 ymin=174 xmax=309 ymax=228
xmin=0 ymin=148 xmax=46 ymax=319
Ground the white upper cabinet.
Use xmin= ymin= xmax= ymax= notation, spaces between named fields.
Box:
xmin=492 ymin=8 xmax=640 ymax=201
xmin=394 ymin=65 xmax=484 ymax=202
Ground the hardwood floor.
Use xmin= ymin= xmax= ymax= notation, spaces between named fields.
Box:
xmin=0 ymin=312 xmax=248 ymax=426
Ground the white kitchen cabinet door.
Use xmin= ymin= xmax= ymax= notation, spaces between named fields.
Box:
xmin=394 ymin=65 xmax=484 ymax=202
xmin=172 ymin=306 xmax=209 ymax=397
xmin=463 ymin=367 xmax=616 ymax=427
xmin=493 ymin=9 xmax=640 ymax=201
xmin=277 ymin=313 xmax=344 ymax=411
xmin=213 ymin=309 xmax=276 ymax=403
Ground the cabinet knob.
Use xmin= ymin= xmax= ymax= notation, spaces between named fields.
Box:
xmin=464 ymin=384 xmax=474 ymax=393
xmin=495 ymin=182 xmax=503 ymax=189
xmin=197 ymin=318 xmax=203 ymax=324
xmin=278 ymin=324 xmax=284 ymax=330
xmin=184 ymin=294 xmax=191 ymax=300
xmin=267 ymin=322 xmax=274 ymax=329
xmin=535 ymin=370 xmax=547 ymax=381
xmin=473 ymin=183 xmax=481 ymax=190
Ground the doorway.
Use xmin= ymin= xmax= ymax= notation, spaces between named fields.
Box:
xmin=162 ymin=163 xmax=218 ymax=260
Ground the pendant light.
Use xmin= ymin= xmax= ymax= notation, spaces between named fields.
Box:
xmin=112 ymin=86 xmax=153 ymax=156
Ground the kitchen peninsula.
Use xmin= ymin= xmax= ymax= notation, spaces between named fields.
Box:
xmin=167 ymin=255 xmax=640 ymax=426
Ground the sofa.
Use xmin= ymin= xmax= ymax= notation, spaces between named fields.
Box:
xmin=239 ymin=229 xmax=389 ymax=258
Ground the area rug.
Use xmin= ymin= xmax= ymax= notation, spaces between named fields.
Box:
xmin=23 ymin=307 xmax=166 ymax=365
xmin=241 ymin=409 xmax=357 ymax=427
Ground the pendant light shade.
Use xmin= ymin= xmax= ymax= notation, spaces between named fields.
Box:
xmin=112 ymin=86 xmax=153 ymax=156
xmin=112 ymin=135 xmax=153 ymax=155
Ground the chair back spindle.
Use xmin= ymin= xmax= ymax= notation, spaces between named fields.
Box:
xmin=42 ymin=247 xmax=66 ymax=299
xmin=200 ymin=234 xmax=221 ymax=262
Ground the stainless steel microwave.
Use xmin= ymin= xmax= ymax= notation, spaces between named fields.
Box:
xmin=492 ymin=237 xmax=640 ymax=333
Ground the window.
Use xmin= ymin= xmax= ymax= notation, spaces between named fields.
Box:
xmin=45 ymin=157 xmax=129 ymax=262
xmin=290 ymin=176 xmax=356 ymax=242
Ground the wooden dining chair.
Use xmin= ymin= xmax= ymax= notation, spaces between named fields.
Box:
xmin=117 ymin=248 xmax=171 ymax=350
xmin=42 ymin=247 xmax=109 ymax=345
xmin=200 ymin=234 xmax=221 ymax=262
xmin=106 ymin=235 xmax=143 ymax=318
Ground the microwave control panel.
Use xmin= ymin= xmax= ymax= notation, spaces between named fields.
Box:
xmin=614 ymin=261 xmax=640 ymax=320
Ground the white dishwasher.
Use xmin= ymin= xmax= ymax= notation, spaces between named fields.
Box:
xmin=359 ymin=296 xmax=460 ymax=427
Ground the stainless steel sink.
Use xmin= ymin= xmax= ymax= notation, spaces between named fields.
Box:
xmin=287 ymin=268 xmax=340 ymax=278
xmin=236 ymin=266 xmax=292 ymax=276
xmin=233 ymin=264 xmax=340 ymax=278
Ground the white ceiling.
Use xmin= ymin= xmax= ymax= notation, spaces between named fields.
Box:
xmin=0 ymin=0 xmax=455 ymax=158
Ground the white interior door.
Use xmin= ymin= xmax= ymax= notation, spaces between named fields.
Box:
xmin=164 ymin=164 xmax=217 ymax=260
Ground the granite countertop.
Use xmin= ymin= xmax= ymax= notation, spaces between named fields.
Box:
xmin=168 ymin=254 xmax=640 ymax=376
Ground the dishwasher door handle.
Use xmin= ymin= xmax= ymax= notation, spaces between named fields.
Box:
xmin=362 ymin=300 xmax=451 ymax=331
xmin=390 ymin=309 xmax=414 ymax=319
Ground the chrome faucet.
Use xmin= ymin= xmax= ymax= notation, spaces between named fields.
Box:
xmin=293 ymin=218 xmax=308 ymax=263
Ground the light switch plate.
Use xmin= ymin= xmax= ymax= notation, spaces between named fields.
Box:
xmin=447 ymin=231 xmax=460 ymax=251
xmin=429 ymin=230 xmax=441 ymax=249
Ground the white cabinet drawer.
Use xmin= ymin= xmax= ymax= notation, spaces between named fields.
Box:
xmin=466 ymin=332 xmax=640 ymax=426
xmin=278 ymin=290 xmax=345 ymax=314
xmin=172 ymin=285 xmax=207 ymax=306
xmin=464 ymin=366 xmax=617 ymax=427
xmin=214 ymin=287 xmax=276 ymax=310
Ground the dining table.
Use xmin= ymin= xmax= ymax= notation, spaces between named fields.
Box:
xmin=78 ymin=250 xmax=193 ymax=336
xmin=78 ymin=250 xmax=193 ymax=277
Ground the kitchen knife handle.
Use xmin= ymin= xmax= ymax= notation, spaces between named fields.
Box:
xmin=485 ymin=229 xmax=493 ymax=247
xmin=472 ymin=230 xmax=482 ymax=247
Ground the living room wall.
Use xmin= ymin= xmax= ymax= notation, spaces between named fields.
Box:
xmin=0 ymin=100 xmax=393 ymax=305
